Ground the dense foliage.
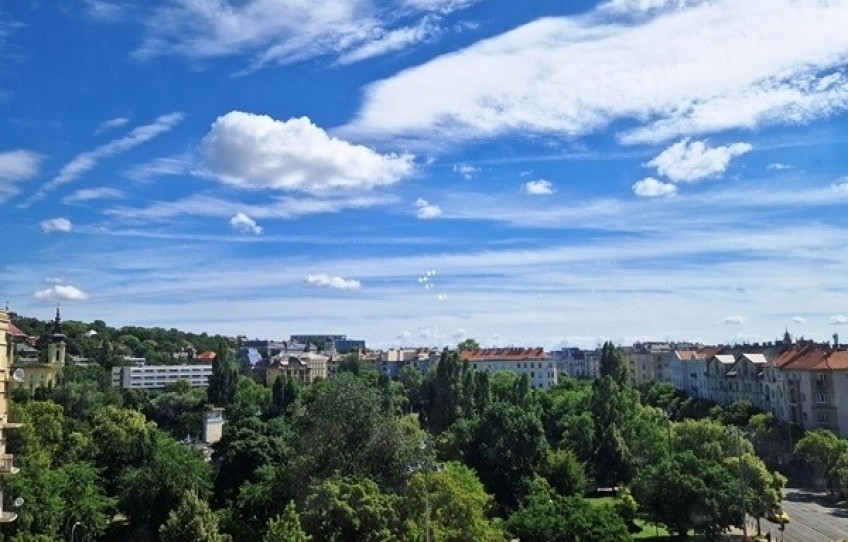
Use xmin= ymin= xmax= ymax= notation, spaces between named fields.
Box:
xmin=3 ymin=317 xmax=800 ymax=542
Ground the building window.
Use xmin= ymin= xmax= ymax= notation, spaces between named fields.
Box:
xmin=816 ymin=373 xmax=827 ymax=386
xmin=817 ymin=412 xmax=830 ymax=423
xmin=816 ymin=392 xmax=828 ymax=404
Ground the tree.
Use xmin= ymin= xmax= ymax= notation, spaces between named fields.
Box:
xmin=589 ymin=376 xmax=639 ymax=487
xmin=263 ymin=501 xmax=310 ymax=542
xmin=505 ymin=481 xmax=629 ymax=542
xmin=208 ymin=340 xmax=238 ymax=408
xmin=301 ymin=476 xmax=401 ymax=542
xmin=795 ymin=429 xmax=848 ymax=494
xmin=730 ymin=452 xmax=786 ymax=535
xmin=599 ymin=341 xmax=628 ymax=386
xmin=401 ymin=462 xmax=504 ymax=542
xmin=541 ymin=448 xmax=587 ymax=497
xmin=457 ymin=338 xmax=480 ymax=351
xmin=465 ymin=401 xmax=548 ymax=510
xmin=631 ymin=449 xmax=740 ymax=540
xmin=159 ymin=491 xmax=226 ymax=542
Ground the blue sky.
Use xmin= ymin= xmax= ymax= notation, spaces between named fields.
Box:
xmin=3 ymin=0 xmax=848 ymax=349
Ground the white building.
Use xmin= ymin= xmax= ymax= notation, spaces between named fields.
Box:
xmin=460 ymin=347 xmax=557 ymax=389
xmin=111 ymin=364 xmax=213 ymax=390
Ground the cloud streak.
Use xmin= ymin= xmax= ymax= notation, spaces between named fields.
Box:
xmin=344 ymin=0 xmax=848 ymax=146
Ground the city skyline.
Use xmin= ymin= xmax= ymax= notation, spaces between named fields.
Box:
xmin=3 ymin=0 xmax=848 ymax=349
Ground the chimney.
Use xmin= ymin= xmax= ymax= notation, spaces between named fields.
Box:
xmin=834 ymin=333 xmax=840 ymax=350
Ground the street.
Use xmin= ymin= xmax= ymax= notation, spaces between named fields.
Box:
xmin=767 ymin=487 xmax=848 ymax=542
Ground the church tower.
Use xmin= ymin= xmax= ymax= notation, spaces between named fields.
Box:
xmin=47 ymin=307 xmax=66 ymax=367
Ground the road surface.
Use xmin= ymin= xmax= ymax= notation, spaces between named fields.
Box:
xmin=764 ymin=487 xmax=848 ymax=542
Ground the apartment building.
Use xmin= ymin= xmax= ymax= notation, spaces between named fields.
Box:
xmin=111 ymin=363 xmax=213 ymax=390
xmin=460 ymin=347 xmax=557 ymax=389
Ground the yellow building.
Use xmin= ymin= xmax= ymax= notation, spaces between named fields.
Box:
xmin=265 ymin=351 xmax=328 ymax=387
xmin=11 ymin=308 xmax=66 ymax=391
xmin=0 ymin=310 xmax=22 ymax=522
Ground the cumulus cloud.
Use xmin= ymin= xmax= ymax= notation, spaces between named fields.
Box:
xmin=304 ymin=273 xmax=361 ymax=290
xmin=344 ymin=0 xmax=848 ymax=145
xmin=30 ymin=113 xmax=183 ymax=202
xmin=453 ymin=163 xmax=479 ymax=179
xmin=200 ymin=112 xmax=414 ymax=194
xmin=134 ymin=0 xmax=476 ymax=70
xmin=792 ymin=316 xmax=805 ymax=324
xmin=34 ymin=284 xmax=88 ymax=301
xmin=229 ymin=212 xmax=263 ymax=235
xmin=0 ymin=150 xmax=42 ymax=203
xmin=831 ymin=177 xmax=848 ymax=193
xmin=647 ymin=138 xmax=752 ymax=183
xmin=524 ymin=179 xmax=554 ymax=195
xmin=62 ymin=187 xmax=124 ymax=204
xmin=632 ymin=177 xmax=677 ymax=198
xmin=722 ymin=315 xmax=746 ymax=325
xmin=830 ymin=314 xmax=848 ymax=325
xmin=414 ymin=198 xmax=442 ymax=219
xmin=40 ymin=218 xmax=73 ymax=233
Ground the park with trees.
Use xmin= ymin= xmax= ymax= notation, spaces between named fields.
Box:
xmin=2 ymin=316 xmax=842 ymax=541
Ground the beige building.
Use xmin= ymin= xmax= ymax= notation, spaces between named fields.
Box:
xmin=624 ymin=342 xmax=675 ymax=386
xmin=11 ymin=308 xmax=66 ymax=391
xmin=265 ymin=351 xmax=328 ymax=386
xmin=460 ymin=347 xmax=557 ymax=389
xmin=0 ymin=310 xmax=22 ymax=522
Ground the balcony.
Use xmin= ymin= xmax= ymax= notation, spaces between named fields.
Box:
xmin=0 ymin=454 xmax=18 ymax=475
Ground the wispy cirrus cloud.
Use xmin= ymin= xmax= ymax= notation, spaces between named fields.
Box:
xmin=0 ymin=149 xmax=42 ymax=203
xmin=200 ymin=111 xmax=414 ymax=194
xmin=62 ymin=187 xmax=124 ymax=204
xmin=28 ymin=112 xmax=184 ymax=203
xmin=344 ymin=0 xmax=848 ymax=146
xmin=133 ymin=0 xmax=478 ymax=71
xmin=94 ymin=116 xmax=130 ymax=134
xmin=125 ymin=154 xmax=192 ymax=183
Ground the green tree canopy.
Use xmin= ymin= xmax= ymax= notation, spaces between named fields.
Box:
xmin=159 ymin=491 xmax=226 ymax=542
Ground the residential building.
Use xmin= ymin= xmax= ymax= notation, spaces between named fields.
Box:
xmin=460 ymin=347 xmax=557 ymax=389
xmin=264 ymin=351 xmax=328 ymax=386
xmin=0 ymin=310 xmax=22 ymax=523
xmin=111 ymin=363 xmax=213 ymax=390
xmin=624 ymin=342 xmax=676 ymax=385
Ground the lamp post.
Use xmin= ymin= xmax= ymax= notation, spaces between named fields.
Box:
xmin=71 ymin=521 xmax=82 ymax=542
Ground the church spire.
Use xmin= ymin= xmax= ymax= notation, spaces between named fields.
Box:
xmin=51 ymin=306 xmax=65 ymax=343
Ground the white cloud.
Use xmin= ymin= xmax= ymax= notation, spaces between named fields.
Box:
xmin=830 ymin=314 xmax=848 ymax=325
xmin=453 ymin=163 xmax=479 ymax=179
xmin=135 ymin=0 xmax=476 ymax=70
xmin=344 ymin=0 xmax=848 ymax=145
xmin=524 ymin=179 xmax=554 ymax=195
xmin=31 ymin=113 xmax=184 ymax=201
xmin=0 ymin=150 xmax=42 ymax=203
xmin=125 ymin=154 xmax=191 ymax=182
xmin=34 ymin=284 xmax=88 ymax=301
xmin=831 ymin=177 xmax=848 ymax=193
xmin=304 ymin=273 xmax=361 ymax=290
xmin=647 ymin=138 xmax=752 ymax=183
xmin=722 ymin=315 xmax=746 ymax=325
xmin=62 ymin=187 xmax=125 ymax=204
xmin=229 ymin=212 xmax=263 ymax=235
xmin=768 ymin=162 xmax=792 ymax=171
xmin=94 ymin=116 xmax=130 ymax=134
xmin=200 ymin=112 xmax=414 ymax=194
xmin=792 ymin=316 xmax=805 ymax=324
xmin=632 ymin=177 xmax=677 ymax=198
xmin=40 ymin=218 xmax=73 ymax=234
xmin=414 ymin=198 xmax=442 ymax=219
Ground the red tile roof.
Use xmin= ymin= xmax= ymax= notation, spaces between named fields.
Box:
xmin=6 ymin=322 xmax=27 ymax=338
xmin=771 ymin=344 xmax=848 ymax=371
xmin=194 ymin=351 xmax=217 ymax=361
xmin=460 ymin=347 xmax=549 ymax=362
